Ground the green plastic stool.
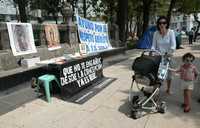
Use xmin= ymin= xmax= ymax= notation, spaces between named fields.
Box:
xmin=37 ymin=74 xmax=60 ymax=103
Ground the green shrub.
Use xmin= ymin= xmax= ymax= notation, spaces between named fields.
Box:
xmin=126 ymin=40 xmax=137 ymax=49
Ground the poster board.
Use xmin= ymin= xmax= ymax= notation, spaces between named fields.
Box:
xmin=44 ymin=24 xmax=61 ymax=50
xmin=7 ymin=23 xmax=37 ymax=56
xmin=76 ymin=14 xmax=112 ymax=53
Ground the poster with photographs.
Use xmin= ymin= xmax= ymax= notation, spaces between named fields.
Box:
xmin=44 ymin=24 xmax=61 ymax=51
xmin=7 ymin=23 xmax=37 ymax=56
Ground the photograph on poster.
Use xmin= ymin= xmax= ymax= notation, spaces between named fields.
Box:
xmin=79 ymin=43 xmax=87 ymax=54
xmin=45 ymin=24 xmax=61 ymax=51
xmin=7 ymin=23 xmax=37 ymax=56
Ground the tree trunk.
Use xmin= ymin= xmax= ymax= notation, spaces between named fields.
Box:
xmin=125 ymin=21 xmax=129 ymax=40
xmin=55 ymin=16 xmax=58 ymax=24
xmin=167 ymin=0 xmax=176 ymax=23
xmin=193 ymin=14 xmax=200 ymax=42
xmin=117 ymin=0 xmax=128 ymax=46
xmin=109 ymin=2 xmax=113 ymax=23
xmin=83 ymin=0 xmax=87 ymax=18
xmin=136 ymin=12 xmax=143 ymax=38
xmin=70 ymin=0 xmax=78 ymax=21
xmin=194 ymin=24 xmax=200 ymax=42
xmin=142 ymin=2 xmax=149 ymax=34
xmin=133 ymin=23 xmax=137 ymax=33
xmin=142 ymin=0 xmax=153 ymax=34
xmin=129 ymin=18 xmax=133 ymax=34
xmin=17 ymin=0 xmax=27 ymax=22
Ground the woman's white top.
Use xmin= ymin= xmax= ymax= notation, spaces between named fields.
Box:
xmin=151 ymin=29 xmax=176 ymax=54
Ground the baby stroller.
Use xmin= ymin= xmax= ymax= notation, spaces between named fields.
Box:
xmin=129 ymin=50 xmax=170 ymax=119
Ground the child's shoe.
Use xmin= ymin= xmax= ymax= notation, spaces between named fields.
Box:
xmin=181 ymin=103 xmax=186 ymax=108
xmin=184 ymin=106 xmax=191 ymax=113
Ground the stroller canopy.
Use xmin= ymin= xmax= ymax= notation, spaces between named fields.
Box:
xmin=137 ymin=26 xmax=157 ymax=49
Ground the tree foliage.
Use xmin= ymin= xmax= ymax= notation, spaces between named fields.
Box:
xmin=127 ymin=0 xmax=167 ymax=37
xmin=30 ymin=0 xmax=62 ymax=23
xmin=177 ymin=0 xmax=200 ymax=40
xmin=178 ymin=0 xmax=200 ymax=14
xmin=15 ymin=0 xmax=200 ymax=42
xmin=87 ymin=0 xmax=118 ymax=22
xmin=117 ymin=0 xmax=128 ymax=44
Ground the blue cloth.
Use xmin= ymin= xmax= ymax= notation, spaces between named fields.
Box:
xmin=137 ymin=26 xmax=157 ymax=49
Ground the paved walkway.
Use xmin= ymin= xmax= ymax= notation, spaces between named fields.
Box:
xmin=0 ymin=44 xmax=200 ymax=128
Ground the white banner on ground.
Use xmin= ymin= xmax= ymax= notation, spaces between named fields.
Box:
xmin=76 ymin=14 xmax=112 ymax=53
xmin=7 ymin=23 xmax=37 ymax=56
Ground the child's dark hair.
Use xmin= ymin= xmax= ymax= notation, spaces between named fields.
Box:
xmin=182 ymin=52 xmax=195 ymax=62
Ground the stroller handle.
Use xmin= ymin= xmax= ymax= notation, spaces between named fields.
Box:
xmin=143 ymin=50 xmax=173 ymax=57
xmin=142 ymin=50 xmax=161 ymax=56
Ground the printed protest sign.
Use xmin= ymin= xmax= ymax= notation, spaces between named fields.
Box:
xmin=60 ymin=57 xmax=103 ymax=87
xmin=44 ymin=24 xmax=61 ymax=50
xmin=76 ymin=14 xmax=112 ymax=53
xmin=7 ymin=23 xmax=37 ymax=56
xmin=47 ymin=55 xmax=103 ymax=97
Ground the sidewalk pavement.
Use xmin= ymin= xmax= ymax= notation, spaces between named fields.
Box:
xmin=0 ymin=44 xmax=200 ymax=128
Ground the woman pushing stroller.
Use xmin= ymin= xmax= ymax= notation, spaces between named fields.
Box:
xmin=151 ymin=16 xmax=176 ymax=94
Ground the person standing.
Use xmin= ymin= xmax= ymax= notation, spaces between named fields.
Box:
xmin=170 ymin=53 xmax=198 ymax=112
xmin=151 ymin=16 xmax=176 ymax=94
xmin=175 ymin=29 xmax=182 ymax=49
xmin=188 ymin=29 xmax=194 ymax=45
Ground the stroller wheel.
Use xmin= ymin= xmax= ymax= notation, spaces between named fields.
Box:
xmin=131 ymin=110 xmax=142 ymax=119
xmin=158 ymin=101 xmax=167 ymax=114
xmin=131 ymin=96 xmax=139 ymax=104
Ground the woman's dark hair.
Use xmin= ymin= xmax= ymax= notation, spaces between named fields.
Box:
xmin=182 ymin=52 xmax=195 ymax=62
xmin=156 ymin=16 xmax=169 ymax=31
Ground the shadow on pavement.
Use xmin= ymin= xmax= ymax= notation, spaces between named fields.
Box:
xmin=0 ymin=77 xmax=117 ymax=116
xmin=0 ymin=80 xmax=38 ymax=116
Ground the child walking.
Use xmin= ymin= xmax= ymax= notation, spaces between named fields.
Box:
xmin=170 ymin=53 xmax=198 ymax=112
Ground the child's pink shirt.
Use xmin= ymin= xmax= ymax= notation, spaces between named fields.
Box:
xmin=177 ymin=64 xmax=198 ymax=81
